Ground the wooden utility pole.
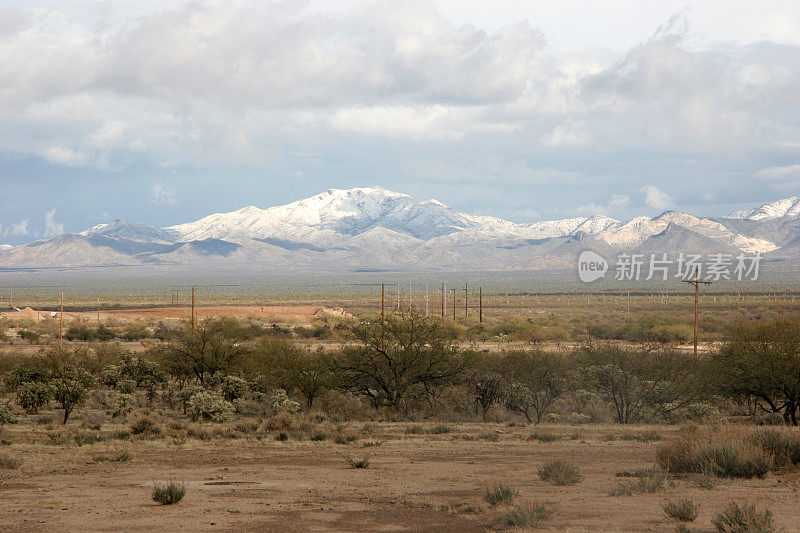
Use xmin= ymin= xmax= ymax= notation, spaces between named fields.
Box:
xmin=464 ymin=283 xmax=468 ymax=318
xmin=452 ymin=288 xmax=456 ymax=321
xmin=191 ymin=286 xmax=196 ymax=334
xmin=682 ymin=268 xmax=711 ymax=356
xmin=59 ymin=292 xmax=63 ymax=350
xmin=479 ymin=287 xmax=483 ymax=323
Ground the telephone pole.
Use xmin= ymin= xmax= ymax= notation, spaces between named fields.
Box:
xmin=191 ymin=286 xmax=196 ymax=334
xmin=682 ymin=268 xmax=711 ymax=356
xmin=464 ymin=282 xmax=468 ymax=318
xmin=59 ymin=292 xmax=64 ymax=350
xmin=441 ymin=282 xmax=445 ymax=318
xmin=479 ymin=286 xmax=483 ymax=323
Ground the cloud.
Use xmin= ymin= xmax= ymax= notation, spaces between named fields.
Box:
xmin=541 ymin=119 xmax=594 ymax=147
xmin=4 ymin=219 xmax=30 ymax=236
xmin=40 ymin=146 xmax=90 ymax=167
xmin=43 ymin=209 xmax=64 ymax=237
xmin=641 ymin=185 xmax=674 ymax=211
xmin=755 ymin=164 xmax=800 ymax=183
xmin=151 ymin=182 xmax=177 ymax=205
xmin=574 ymin=194 xmax=631 ymax=216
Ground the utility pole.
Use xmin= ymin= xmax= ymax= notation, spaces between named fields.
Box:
xmin=452 ymin=288 xmax=456 ymax=321
xmin=479 ymin=286 xmax=483 ymax=323
xmin=59 ymin=292 xmax=64 ymax=350
xmin=191 ymin=286 xmax=196 ymax=334
xmin=682 ymin=268 xmax=711 ymax=356
xmin=626 ymin=292 xmax=630 ymax=323
xmin=442 ymin=282 xmax=446 ymax=318
xmin=97 ymin=291 xmax=101 ymax=326
xmin=464 ymin=282 xmax=468 ymax=318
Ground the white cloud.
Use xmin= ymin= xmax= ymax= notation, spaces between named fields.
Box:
xmin=641 ymin=184 xmax=674 ymax=211
xmin=5 ymin=219 xmax=29 ymax=236
xmin=541 ymin=119 xmax=594 ymax=147
xmin=40 ymin=146 xmax=90 ymax=167
xmin=44 ymin=209 xmax=64 ymax=237
xmin=574 ymin=194 xmax=631 ymax=216
xmin=755 ymin=164 xmax=800 ymax=181
xmin=151 ymin=182 xmax=177 ymax=205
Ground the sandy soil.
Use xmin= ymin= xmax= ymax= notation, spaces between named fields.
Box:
xmin=0 ymin=305 xmax=350 ymax=323
xmin=1 ymin=423 xmax=799 ymax=532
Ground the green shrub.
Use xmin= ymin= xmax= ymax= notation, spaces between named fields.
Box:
xmin=16 ymin=382 xmax=51 ymax=414
xmin=152 ymin=482 xmax=186 ymax=505
xmin=0 ymin=406 xmax=19 ymax=425
xmin=310 ymin=431 xmax=328 ymax=441
xmin=711 ymin=502 xmax=774 ymax=533
xmin=538 ymin=459 xmax=583 ymax=485
xmin=270 ymin=389 xmax=300 ymax=413
xmin=221 ymin=376 xmax=249 ymax=402
xmin=664 ymin=499 xmax=699 ymax=522
xmin=186 ymin=392 xmax=234 ymax=423
xmin=751 ymin=428 xmax=800 ymax=467
xmin=504 ymin=504 xmax=551 ymax=528
xmin=19 ymin=329 xmax=40 ymax=343
xmin=116 ymin=379 xmax=137 ymax=394
xmin=484 ymin=483 xmax=518 ymax=506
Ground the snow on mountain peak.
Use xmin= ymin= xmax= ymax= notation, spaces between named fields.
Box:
xmin=726 ymin=197 xmax=800 ymax=220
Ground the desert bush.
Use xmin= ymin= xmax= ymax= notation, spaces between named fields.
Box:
xmin=484 ymin=483 xmax=518 ymax=506
xmin=113 ymin=393 xmax=136 ymax=419
xmin=51 ymin=376 xmax=90 ymax=424
xmin=657 ymin=426 xmax=773 ymax=478
xmin=221 ymin=375 xmax=249 ymax=402
xmin=152 ymin=482 xmax=186 ymax=505
xmin=538 ymin=459 xmax=583 ymax=485
xmin=751 ymin=428 xmax=800 ymax=466
xmin=131 ymin=417 xmax=162 ymax=436
xmin=428 ymin=424 xmax=452 ymax=434
xmin=405 ymin=424 xmax=425 ymax=434
xmin=502 ymin=350 xmax=570 ymax=424
xmin=0 ymin=453 xmax=21 ymax=469
xmin=310 ymin=431 xmax=328 ymax=441
xmin=610 ymin=469 xmax=666 ymax=496
xmin=186 ymin=392 xmax=234 ymax=423
xmin=711 ymin=502 xmax=774 ymax=533
xmin=503 ymin=504 xmax=551 ymax=528
xmin=163 ymin=320 xmax=248 ymax=384
xmin=116 ymin=379 xmax=136 ymax=394
xmin=0 ymin=405 xmax=19 ymax=425
xmin=16 ymin=381 xmax=52 ymax=414
xmin=345 ymin=455 xmax=370 ymax=468
xmin=270 ymin=389 xmax=300 ymax=414
xmin=664 ymin=499 xmax=699 ymax=522
xmin=19 ymin=329 xmax=40 ymax=343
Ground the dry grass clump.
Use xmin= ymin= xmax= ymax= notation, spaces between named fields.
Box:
xmin=538 ymin=459 xmax=583 ymax=486
xmin=610 ymin=469 xmax=666 ymax=496
xmin=531 ymin=432 xmax=561 ymax=443
xmin=130 ymin=417 xmax=162 ymax=436
xmin=345 ymin=455 xmax=370 ymax=469
xmin=657 ymin=426 xmax=773 ymax=478
xmin=663 ymin=499 xmax=699 ymax=522
xmin=711 ymin=502 xmax=774 ymax=533
xmin=0 ymin=453 xmax=21 ymax=469
xmin=152 ymin=481 xmax=186 ymax=505
xmin=503 ymin=503 xmax=551 ymax=528
xmin=484 ymin=483 xmax=518 ymax=506
xmin=93 ymin=451 xmax=132 ymax=463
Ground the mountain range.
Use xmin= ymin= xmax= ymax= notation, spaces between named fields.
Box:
xmin=2 ymin=187 xmax=799 ymax=272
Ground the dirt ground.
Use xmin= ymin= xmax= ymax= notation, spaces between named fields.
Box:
xmin=1 ymin=422 xmax=799 ymax=532
xmin=0 ymin=305 xmax=350 ymax=324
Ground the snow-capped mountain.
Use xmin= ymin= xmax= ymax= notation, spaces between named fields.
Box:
xmin=726 ymin=197 xmax=800 ymax=221
xmin=1 ymin=187 xmax=799 ymax=271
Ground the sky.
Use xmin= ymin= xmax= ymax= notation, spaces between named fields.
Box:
xmin=1 ymin=0 xmax=799 ymax=244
